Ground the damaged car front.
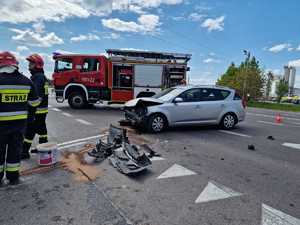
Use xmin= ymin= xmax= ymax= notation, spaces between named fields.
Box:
xmin=123 ymin=87 xmax=185 ymax=132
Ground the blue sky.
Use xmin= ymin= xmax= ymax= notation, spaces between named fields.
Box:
xmin=1 ymin=0 xmax=300 ymax=87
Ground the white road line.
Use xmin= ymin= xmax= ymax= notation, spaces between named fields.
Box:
xmin=257 ymin=120 xmax=284 ymax=126
xmin=76 ymin=119 xmax=92 ymax=126
xmin=248 ymin=112 xmax=300 ymax=122
xmin=195 ymin=181 xmax=242 ymax=203
xmin=62 ymin=112 xmax=73 ymax=117
xmin=51 ymin=108 xmax=62 ymax=112
xmin=262 ymin=203 xmax=300 ymax=225
xmin=157 ymin=164 xmax=197 ymax=179
xmin=282 ymin=143 xmax=300 ymax=150
xmin=57 ymin=134 xmax=106 ymax=147
xmin=219 ymin=130 xmax=252 ymax=138
xmin=58 ymin=142 xmax=86 ymax=150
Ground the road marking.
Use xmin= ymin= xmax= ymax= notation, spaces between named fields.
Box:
xmin=149 ymin=156 xmax=165 ymax=162
xmin=76 ymin=119 xmax=92 ymax=126
xmin=219 ymin=130 xmax=252 ymax=138
xmin=48 ymin=105 xmax=52 ymax=108
xmin=58 ymin=142 xmax=86 ymax=150
xmin=157 ymin=164 xmax=197 ymax=179
xmin=62 ymin=112 xmax=73 ymax=117
xmin=195 ymin=181 xmax=242 ymax=203
xmin=258 ymin=120 xmax=284 ymax=126
xmin=282 ymin=143 xmax=300 ymax=150
xmin=57 ymin=134 xmax=106 ymax=147
xmin=248 ymin=112 xmax=300 ymax=122
xmin=261 ymin=203 xmax=300 ymax=225
xmin=52 ymin=108 xmax=62 ymax=112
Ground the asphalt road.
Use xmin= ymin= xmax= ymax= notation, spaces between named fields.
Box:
xmin=0 ymin=98 xmax=299 ymax=225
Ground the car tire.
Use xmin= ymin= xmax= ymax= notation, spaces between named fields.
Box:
xmin=147 ymin=114 xmax=167 ymax=133
xmin=220 ymin=113 xmax=237 ymax=130
xmin=68 ymin=92 xmax=87 ymax=109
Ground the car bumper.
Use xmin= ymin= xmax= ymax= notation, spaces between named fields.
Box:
xmin=124 ymin=110 xmax=147 ymax=127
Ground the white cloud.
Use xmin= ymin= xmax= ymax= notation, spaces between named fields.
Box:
xmin=32 ymin=22 xmax=45 ymax=33
xmin=203 ymin=58 xmax=220 ymax=63
xmin=102 ymin=14 xmax=160 ymax=33
xmin=70 ymin=33 xmax=100 ymax=42
xmin=289 ymin=59 xmax=300 ymax=67
xmin=0 ymin=0 xmax=112 ymax=24
xmin=188 ymin=13 xmax=206 ymax=22
xmin=112 ymin=0 xmax=184 ymax=13
xmin=201 ymin=16 xmax=225 ymax=32
xmin=268 ymin=43 xmax=291 ymax=53
xmin=103 ymin=33 xmax=120 ymax=39
xmin=16 ymin=46 xmax=29 ymax=52
xmin=288 ymin=47 xmax=294 ymax=52
xmin=11 ymin=28 xmax=64 ymax=47
xmin=296 ymin=45 xmax=300 ymax=51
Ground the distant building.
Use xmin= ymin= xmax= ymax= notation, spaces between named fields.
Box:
xmin=283 ymin=66 xmax=296 ymax=96
xmin=270 ymin=75 xmax=281 ymax=98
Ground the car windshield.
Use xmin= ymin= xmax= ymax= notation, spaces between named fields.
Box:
xmin=153 ymin=88 xmax=184 ymax=101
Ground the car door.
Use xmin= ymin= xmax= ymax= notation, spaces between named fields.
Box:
xmin=195 ymin=88 xmax=230 ymax=121
xmin=168 ymin=88 xmax=203 ymax=124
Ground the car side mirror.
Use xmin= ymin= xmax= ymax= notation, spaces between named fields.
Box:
xmin=174 ymin=97 xmax=183 ymax=103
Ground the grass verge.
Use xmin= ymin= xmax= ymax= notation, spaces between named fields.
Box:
xmin=247 ymin=101 xmax=300 ymax=112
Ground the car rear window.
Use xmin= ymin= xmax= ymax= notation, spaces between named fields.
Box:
xmin=200 ymin=89 xmax=230 ymax=101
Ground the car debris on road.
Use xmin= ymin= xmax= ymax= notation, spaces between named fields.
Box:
xmin=88 ymin=125 xmax=153 ymax=175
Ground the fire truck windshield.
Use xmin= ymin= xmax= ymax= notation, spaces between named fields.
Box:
xmin=55 ymin=58 xmax=73 ymax=72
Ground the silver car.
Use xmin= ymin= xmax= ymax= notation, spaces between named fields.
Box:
xmin=124 ymin=85 xmax=246 ymax=133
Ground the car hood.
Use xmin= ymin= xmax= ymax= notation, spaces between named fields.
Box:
xmin=124 ymin=97 xmax=164 ymax=108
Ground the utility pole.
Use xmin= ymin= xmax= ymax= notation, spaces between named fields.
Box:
xmin=242 ymin=50 xmax=250 ymax=99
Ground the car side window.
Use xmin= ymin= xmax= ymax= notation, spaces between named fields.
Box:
xmin=200 ymin=89 xmax=230 ymax=101
xmin=178 ymin=89 xmax=202 ymax=102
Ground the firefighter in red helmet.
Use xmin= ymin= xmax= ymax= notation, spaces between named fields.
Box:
xmin=0 ymin=51 xmax=39 ymax=185
xmin=21 ymin=54 xmax=49 ymax=160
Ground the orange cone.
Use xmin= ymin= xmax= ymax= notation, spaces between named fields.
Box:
xmin=275 ymin=114 xmax=282 ymax=123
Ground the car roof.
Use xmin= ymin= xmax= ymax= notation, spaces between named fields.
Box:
xmin=175 ymin=85 xmax=234 ymax=91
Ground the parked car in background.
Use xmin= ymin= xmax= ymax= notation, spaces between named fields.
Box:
xmin=124 ymin=85 xmax=246 ymax=133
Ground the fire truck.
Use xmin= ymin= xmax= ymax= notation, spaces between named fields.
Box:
xmin=52 ymin=49 xmax=191 ymax=108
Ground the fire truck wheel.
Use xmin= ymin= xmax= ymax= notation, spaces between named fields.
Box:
xmin=68 ymin=92 xmax=87 ymax=109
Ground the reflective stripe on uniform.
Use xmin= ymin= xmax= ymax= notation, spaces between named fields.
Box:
xmin=39 ymin=135 xmax=48 ymax=138
xmin=36 ymin=107 xmax=48 ymax=114
xmin=44 ymin=83 xmax=49 ymax=95
xmin=0 ymin=111 xmax=28 ymax=121
xmin=28 ymin=98 xmax=41 ymax=107
xmin=0 ymin=85 xmax=31 ymax=94
xmin=6 ymin=163 xmax=20 ymax=172
xmin=0 ymin=165 xmax=4 ymax=172
xmin=24 ymin=138 xmax=33 ymax=144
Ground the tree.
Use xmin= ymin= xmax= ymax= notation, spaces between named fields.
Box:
xmin=265 ymin=71 xmax=274 ymax=99
xmin=276 ymin=79 xmax=288 ymax=103
xmin=217 ymin=51 xmax=265 ymax=100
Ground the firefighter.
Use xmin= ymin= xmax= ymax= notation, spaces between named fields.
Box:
xmin=0 ymin=51 xmax=39 ymax=185
xmin=21 ymin=54 xmax=49 ymax=160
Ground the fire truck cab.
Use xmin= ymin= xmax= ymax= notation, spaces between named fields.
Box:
xmin=52 ymin=49 xmax=191 ymax=109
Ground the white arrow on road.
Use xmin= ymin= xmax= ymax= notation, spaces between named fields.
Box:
xmin=282 ymin=143 xmax=300 ymax=150
xmin=195 ymin=181 xmax=242 ymax=203
xmin=261 ymin=204 xmax=300 ymax=225
xmin=157 ymin=164 xmax=197 ymax=179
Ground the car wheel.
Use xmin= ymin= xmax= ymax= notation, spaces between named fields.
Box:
xmin=147 ymin=114 xmax=167 ymax=133
xmin=221 ymin=113 xmax=237 ymax=130
xmin=68 ymin=92 xmax=87 ymax=109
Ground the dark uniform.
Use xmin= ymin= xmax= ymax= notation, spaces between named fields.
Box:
xmin=23 ymin=71 xmax=49 ymax=154
xmin=0 ymin=69 xmax=39 ymax=183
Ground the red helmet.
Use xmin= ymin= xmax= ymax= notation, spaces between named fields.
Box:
xmin=26 ymin=54 xmax=44 ymax=69
xmin=0 ymin=51 xmax=19 ymax=68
